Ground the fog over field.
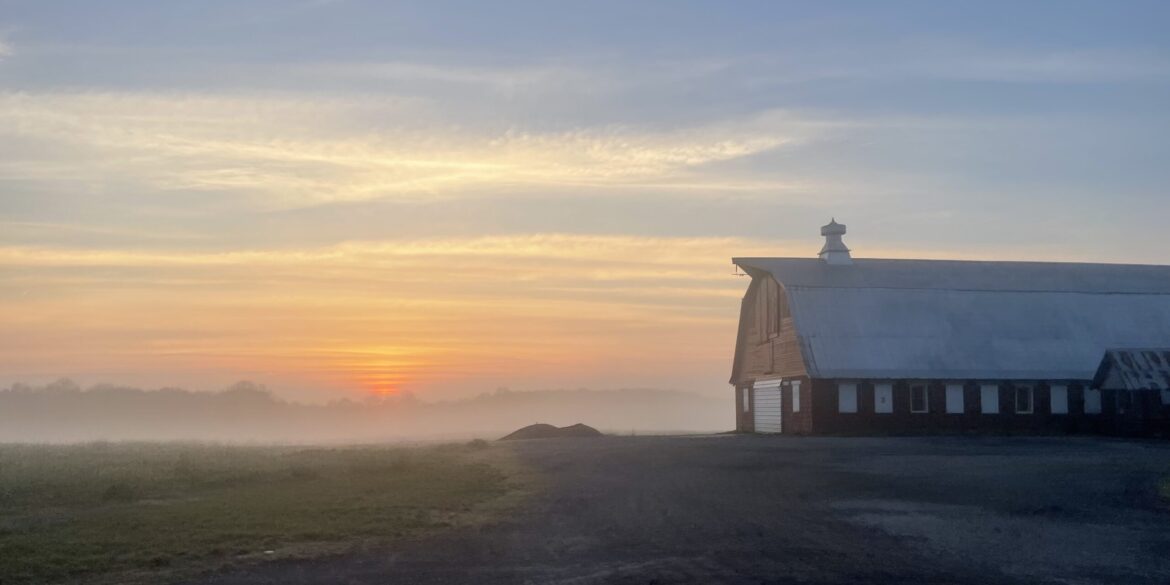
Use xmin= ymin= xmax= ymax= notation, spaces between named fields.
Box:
xmin=0 ymin=380 xmax=730 ymax=443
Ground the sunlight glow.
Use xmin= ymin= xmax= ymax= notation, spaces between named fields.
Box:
xmin=0 ymin=235 xmax=803 ymax=400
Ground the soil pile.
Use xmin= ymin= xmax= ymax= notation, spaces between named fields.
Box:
xmin=499 ymin=423 xmax=603 ymax=441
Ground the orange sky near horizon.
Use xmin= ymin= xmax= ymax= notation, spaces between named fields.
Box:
xmin=1 ymin=235 xmax=784 ymax=401
xmin=2 ymin=233 xmax=1119 ymax=402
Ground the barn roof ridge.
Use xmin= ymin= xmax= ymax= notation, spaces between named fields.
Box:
xmin=733 ymin=256 xmax=1170 ymax=270
xmin=732 ymin=256 xmax=1170 ymax=295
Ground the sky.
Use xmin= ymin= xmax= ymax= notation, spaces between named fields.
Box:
xmin=1 ymin=1 xmax=1168 ymax=402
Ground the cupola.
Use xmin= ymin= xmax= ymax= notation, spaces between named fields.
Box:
xmin=818 ymin=218 xmax=852 ymax=265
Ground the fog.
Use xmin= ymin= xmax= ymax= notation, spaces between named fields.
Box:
xmin=0 ymin=380 xmax=732 ymax=443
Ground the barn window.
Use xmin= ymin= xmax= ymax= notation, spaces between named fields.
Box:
xmin=1084 ymin=387 xmax=1102 ymax=414
xmin=1015 ymin=386 xmax=1033 ymax=414
xmin=756 ymin=281 xmax=769 ymax=342
xmin=910 ymin=384 xmax=928 ymax=413
xmin=791 ymin=381 xmax=802 ymax=412
xmin=838 ymin=383 xmax=858 ymax=413
xmin=1050 ymin=385 xmax=1069 ymax=414
xmin=757 ymin=279 xmax=782 ymax=342
xmin=874 ymin=383 xmax=893 ymax=413
xmin=945 ymin=384 xmax=964 ymax=414
xmin=743 ymin=388 xmax=750 ymax=413
xmin=768 ymin=282 xmax=785 ymax=339
xmin=776 ymin=286 xmax=790 ymax=329
xmin=980 ymin=384 xmax=1000 ymax=414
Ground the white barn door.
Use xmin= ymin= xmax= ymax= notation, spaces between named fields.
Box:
xmin=753 ymin=381 xmax=783 ymax=433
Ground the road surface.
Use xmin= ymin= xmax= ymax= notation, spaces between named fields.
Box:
xmin=193 ymin=435 xmax=1170 ymax=584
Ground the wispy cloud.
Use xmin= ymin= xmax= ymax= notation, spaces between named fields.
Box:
xmin=301 ymin=60 xmax=586 ymax=93
xmin=0 ymin=91 xmax=810 ymax=209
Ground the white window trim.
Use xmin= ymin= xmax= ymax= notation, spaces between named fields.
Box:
xmin=874 ymin=383 xmax=893 ymax=414
xmin=910 ymin=384 xmax=929 ymax=413
xmin=838 ymin=382 xmax=858 ymax=414
xmin=1050 ymin=384 xmax=1069 ymax=415
xmin=791 ymin=380 xmax=802 ymax=413
xmin=945 ymin=383 xmax=964 ymax=414
xmin=1015 ymin=385 xmax=1034 ymax=414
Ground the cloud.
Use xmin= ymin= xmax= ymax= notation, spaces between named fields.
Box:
xmin=301 ymin=60 xmax=586 ymax=93
xmin=0 ymin=36 xmax=11 ymax=59
xmin=0 ymin=90 xmax=808 ymax=209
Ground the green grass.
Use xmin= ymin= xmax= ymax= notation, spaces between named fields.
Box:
xmin=0 ymin=442 xmax=513 ymax=585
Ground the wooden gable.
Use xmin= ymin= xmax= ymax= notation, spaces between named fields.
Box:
xmin=729 ymin=273 xmax=807 ymax=386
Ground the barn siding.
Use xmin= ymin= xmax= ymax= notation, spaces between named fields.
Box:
xmin=730 ymin=275 xmax=806 ymax=388
xmin=735 ymin=385 xmax=755 ymax=432
xmin=734 ymin=377 xmax=813 ymax=434
xmin=786 ymin=377 xmax=814 ymax=434
xmin=802 ymin=379 xmax=1133 ymax=435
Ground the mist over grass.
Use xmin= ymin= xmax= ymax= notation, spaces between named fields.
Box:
xmin=0 ymin=380 xmax=731 ymax=443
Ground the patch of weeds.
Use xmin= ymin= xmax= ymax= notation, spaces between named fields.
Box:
xmin=0 ymin=442 xmax=515 ymax=585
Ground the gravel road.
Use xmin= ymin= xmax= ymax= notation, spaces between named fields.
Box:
xmin=194 ymin=435 xmax=1170 ymax=585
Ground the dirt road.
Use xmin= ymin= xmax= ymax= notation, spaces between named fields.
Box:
xmin=194 ymin=435 xmax=1170 ymax=584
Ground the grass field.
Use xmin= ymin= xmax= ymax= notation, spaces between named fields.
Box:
xmin=0 ymin=441 xmax=515 ymax=585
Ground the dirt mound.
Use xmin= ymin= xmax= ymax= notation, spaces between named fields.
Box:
xmin=556 ymin=423 xmax=604 ymax=438
xmin=499 ymin=423 xmax=603 ymax=441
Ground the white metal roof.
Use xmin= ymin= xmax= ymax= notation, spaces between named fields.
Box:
xmin=733 ymin=258 xmax=1170 ymax=381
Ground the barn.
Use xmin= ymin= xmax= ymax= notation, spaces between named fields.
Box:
xmin=730 ymin=220 xmax=1170 ymax=436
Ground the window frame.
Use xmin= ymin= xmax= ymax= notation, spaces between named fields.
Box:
xmin=980 ymin=384 xmax=1000 ymax=414
xmin=759 ymin=279 xmax=781 ymax=341
xmin=837 ymin=382 xmax=858 ymax=414
xmin=775 ymin=284 xmax=790 ymax=335
xmin=791 ymin=380 xmax=802 ymax=413
xmin=910 ymin=384 xmax=929 ymax=413
xmin=874 ymin=383 xmax=893 ymax=414
xmin=756 ymin=280 xmax=771 ymax=343
xmin=945 ymin=383 xmax=964 ymax=414
xmin=766 ymin=281 xmax=778 ymax=340
xmin=1049 ymin=384 xmax=1069 ymax=415
xmin=1014 ymin=385 xmax=1034 ymax=414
